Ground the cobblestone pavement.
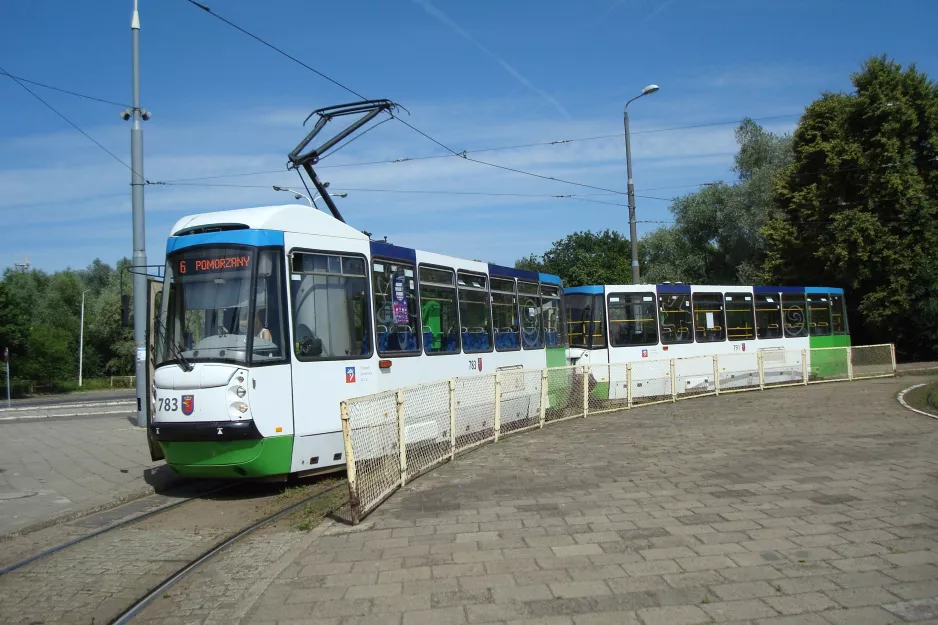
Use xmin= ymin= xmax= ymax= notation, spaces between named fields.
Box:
xmin=224 ymin=375 xmax=938 ymax=625
xmin=0 ymin=413 xmax=171 ymax=536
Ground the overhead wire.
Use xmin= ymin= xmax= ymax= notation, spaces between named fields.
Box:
xmin=179 ymin=0 xmax=632 ymax=197
xmin=0 ymin=63 xmax=133 ymax=173
xmin=0 ymin=70 xmax=130 ymax=108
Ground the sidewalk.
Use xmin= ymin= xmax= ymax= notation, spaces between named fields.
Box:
xmin=0 ymin=412 xmax=175 ymax=537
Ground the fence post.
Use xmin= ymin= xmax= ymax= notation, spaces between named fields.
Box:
xmin=626 ymin=362 xmax=633 ymax=409
xmin=539 ymin=369 xmax=548 ymax=428
xmin=670 ymin=359 xmax=677 ymax=402
xmin=340 ymin=401 xmax=362 ymax=525
xmin=846 ymin=346 xmax=854 ymax=381
xmin=494 ymin=372 xmax=502 ymax=442
xmin=110 ymin=377 xmax=114 ymax=388
xmin=802 ymin=349 xmax=809 ymax=385
xmin=890 ymin=344 xmax=897 ymax=376
xmin=713 ymin=354 xmax=720 ymax=396
xmin=582 ymin=365 xmax=589 ymax=417
xmin=449 ymin=378 xmax=456 ymax=459
xmin=758 ymin=352 xmax=765 ymax=390
xmin=397 ymin=389 xmax=407 ymax=487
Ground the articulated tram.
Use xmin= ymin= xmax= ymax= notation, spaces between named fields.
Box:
xmin=151 ymin=204 xmax=567 ymax=479
xmin=564 ymin=283 xmax=851 ymax=400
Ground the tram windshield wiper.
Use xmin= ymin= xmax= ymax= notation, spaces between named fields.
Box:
xmin=155 ymin=315 xmax=193 ymax=372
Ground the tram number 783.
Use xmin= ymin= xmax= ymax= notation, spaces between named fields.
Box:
xmin=158 ymin=397 xmax=179 ymax=411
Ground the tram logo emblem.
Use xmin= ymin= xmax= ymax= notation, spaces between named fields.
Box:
xmin=346 ymin=367 xmax=356 ymax=383
xmin=477 ymin=358 xmax=483 ymax=372
xmin=641 ymin=349 xmax=648 ymax=358
xmin=181 ymin=395 xmax=195 ymax=415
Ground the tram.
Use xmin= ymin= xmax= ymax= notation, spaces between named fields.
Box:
xmin=564 ymin=283 xmax=850 ymax=399
xmin=150 ymin=203 xmax=567 ymax=479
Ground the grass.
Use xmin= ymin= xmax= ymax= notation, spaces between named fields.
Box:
xmin=295 ymin=485 xmax=348 ymax=532
xmin=903 ymin=381 xmax=938 ymax=416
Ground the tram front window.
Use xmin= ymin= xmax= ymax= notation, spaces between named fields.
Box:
xmin=158 ymin=246 xmax=260 ymax=367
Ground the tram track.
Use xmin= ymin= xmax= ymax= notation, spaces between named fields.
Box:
xmin=109 ymin=481 xmax=346 ymax=625
xmin=0 ymin=477 xmax=348 ymax=625
xmin=0 ymin=481 xmax=238 ymax=577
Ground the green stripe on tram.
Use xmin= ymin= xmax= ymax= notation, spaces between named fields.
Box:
xmin=160 ymin=436 xmax=294 ymax=478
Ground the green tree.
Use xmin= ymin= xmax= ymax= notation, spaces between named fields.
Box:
xmin=640 ymin=119 xmax=792 ymax=284
xmin=515 ymin=230 xmax=633 ymax=287
xmin=762 ymin=56 xmax=938 ymax=358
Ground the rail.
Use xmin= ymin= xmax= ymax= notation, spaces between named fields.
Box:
xmin=340 ymin=343 xmax=896 ymax=524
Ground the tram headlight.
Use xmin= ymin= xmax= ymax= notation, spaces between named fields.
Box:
xmin=236 ymin=402 xmax=249 ymax=413
xmin=236 ymin=386 xmax=247 ymax=398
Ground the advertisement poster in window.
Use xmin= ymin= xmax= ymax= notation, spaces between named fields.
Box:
xmin=392 ymin=274 xmax=409 ymax=324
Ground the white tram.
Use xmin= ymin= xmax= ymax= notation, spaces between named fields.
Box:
xmin=565 ymin=283 xmax=850 ymax=400
xmin=151 ymin=204 xmax=567 ymax=478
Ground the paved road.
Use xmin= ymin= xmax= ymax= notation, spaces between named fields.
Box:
xmin=0 ymin=412 xmax=172 ymax=536
xmin=2 ymin=388 xmax=135 ymax=409
xmin=215 ymin=375 xmax=938 ymax=625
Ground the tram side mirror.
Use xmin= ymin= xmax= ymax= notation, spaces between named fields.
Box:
xmin=121 ymin=294 xmax=131 ymax=327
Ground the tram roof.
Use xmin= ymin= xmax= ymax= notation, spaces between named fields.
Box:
xmin=170 ymin=204 xmax=367 ymax=241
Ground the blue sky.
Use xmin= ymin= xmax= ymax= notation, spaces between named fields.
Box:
xmin=2 ymin=0 xmax=936 ymax=272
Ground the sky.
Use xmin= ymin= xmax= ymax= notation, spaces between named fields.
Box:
xmin=1 ymin=0 xmax=936 ymax=273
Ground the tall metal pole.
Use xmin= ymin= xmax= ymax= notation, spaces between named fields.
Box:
xmin=130 ymin=0 xmax=148 ymax=427
xmin=624 ymin=109 xmax=639 ymax=284
xmin=79 ymin=290 xmax=88 ymax=387
xmin=4 ymin=347 xmax=10 ymax=408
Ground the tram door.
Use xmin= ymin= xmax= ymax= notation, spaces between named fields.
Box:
xmin=146 ymin=278 xmax=164 ymax=461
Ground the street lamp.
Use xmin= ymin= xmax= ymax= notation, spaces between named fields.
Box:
xmin=272 ymin=185 xmax=347 ymax=209
xmin=79 ymin=289 xmax=90 ymax=387
xmin=624 ymin=84 xmax=659 ymax=284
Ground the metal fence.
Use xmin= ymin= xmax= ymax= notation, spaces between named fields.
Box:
xmin=340 ymin=343 xmax=896 ymax=523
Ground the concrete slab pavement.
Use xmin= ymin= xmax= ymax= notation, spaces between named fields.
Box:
xmin=229 ymin=375 xmax=938 ymax=625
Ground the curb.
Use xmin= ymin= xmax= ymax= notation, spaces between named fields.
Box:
xmin=0 ymin=467 xmax=186 ymax=541
xmin=896 ymin=366 xmax=938 ymax=377
xmin=896 ymin=383 xmax=938 ymax=421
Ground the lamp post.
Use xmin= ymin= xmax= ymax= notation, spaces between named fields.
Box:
xmin=79 ymin=289 xmax=90 ymax=387
xmin=624 ymin=84 xmax=659 ymax=284
xmin=272 ymin=185 xmax=347 ymax=209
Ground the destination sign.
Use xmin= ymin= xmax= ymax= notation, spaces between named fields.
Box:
xmin=177 ymin=255 xmax=251 ymax=275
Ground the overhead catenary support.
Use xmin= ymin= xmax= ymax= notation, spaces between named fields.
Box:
xmin=623 ymin=84 xmax=659 ymax=284
xmin=122 ymin=0 xmax=152 ymax=428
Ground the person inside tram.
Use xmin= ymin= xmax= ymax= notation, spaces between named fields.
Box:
xmin=238 ymin=308 xmax=272 ymax=342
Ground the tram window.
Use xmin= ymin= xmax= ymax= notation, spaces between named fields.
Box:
xmin=457 ymin=272 xmax=492 ymax=353
xmin=290 ymin=252 xmax=370 ymax=360
xmin=519 ymin=281 xmax=543 ymax=349
xmin=541 ymin=285 xmax=565 ymax=348
xmin=692 ymin=293 xmax=726 ymax=342
xmin=491 ymin=278 xmax=520 ymax=352
xmin=419 ymin=266 xmax=459 ymax=355
xmin=755 ymin=294 xmax=782 ymax=339
xmin=831 ymin=294 xmax=847 ymax=335
xmin=659 ymin=293 xmax=693 ymax=344
xmin=608 ymin=293 xmax=657 ymax=347
xmin=372 ymin=260 xmax=420 ymax=355
xmin=782 ymin=293 xmax=807 ymax=338
xmin=565 ymin=294 xmax=590 ymax=348
xmin=724 ymin=293 xmax=755 ymax=341
xmin=807 ymin=293 xmax=832 ymax=336
xmin=251 ymin=250 xmax=286 ymax=362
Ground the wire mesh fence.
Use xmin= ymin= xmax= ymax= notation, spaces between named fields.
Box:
xmin=342 ymin=343 xmax=896 ymax=523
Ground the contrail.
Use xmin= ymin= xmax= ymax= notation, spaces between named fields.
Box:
xmin=643 ymin=0 xmax=676 ymax=22
xmin=412 ymin=0 xmax=571 ymax=119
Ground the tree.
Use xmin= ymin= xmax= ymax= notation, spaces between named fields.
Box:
xmin=762 ymin=56 xmax=938 ymax=358
xmin=515 ymin=230 xmax=633 ymax=287
xmin=640 ymin=119 xmax=792 ymax=284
